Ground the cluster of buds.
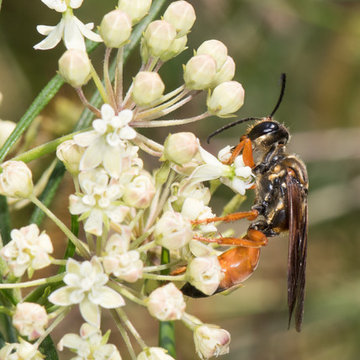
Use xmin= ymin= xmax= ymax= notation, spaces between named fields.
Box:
xmin=0 ymin=1 xmax=256 ymax=359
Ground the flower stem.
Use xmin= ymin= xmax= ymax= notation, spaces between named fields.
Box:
xmin=30 ymin=195 xmax=90 ymax=259
xmin=115 ymin=47 xmax=124 ymax=109
xmin=109 ymin=281 xmax=145 ymax=306
xmin=0 ymin=273 xmax=64 ymax=289
xmin=75 ymin=88 xmax=101 ymax=117
xmin=104 ymin=47 xmax=117 ymax=109
xmin=142 ymin=273 xmax=186 ymax=282
xmin=90 ymin=62 xmax=109 ymax=104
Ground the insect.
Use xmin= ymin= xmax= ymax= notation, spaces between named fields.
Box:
xmin=181 ymin=74 xmax=308 ymax=332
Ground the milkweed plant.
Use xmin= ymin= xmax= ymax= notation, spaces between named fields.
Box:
xmin=0 ymin=1 xmax=255 ymax=359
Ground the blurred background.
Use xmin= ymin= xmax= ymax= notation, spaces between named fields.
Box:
xmin=1 ymin=0 xmax=360 ymax=359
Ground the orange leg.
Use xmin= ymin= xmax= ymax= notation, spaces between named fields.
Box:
xmin=194 ymin=228 xmax=268 ymax=248
xmin=223 ymin=137 xmax=255 ymax=168
xmin=191 ymin=209 xmax=259 ymax=225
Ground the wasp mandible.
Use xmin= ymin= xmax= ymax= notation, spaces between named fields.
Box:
xmin=182 ymin=74 xmax=308 ymax=332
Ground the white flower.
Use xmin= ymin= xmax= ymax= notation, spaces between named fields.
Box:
xmin=58 ymin=323 xmax=122 ymax=360
xmin=34 ymin=9 xmax=102 ymax=51
xmin=0 ymin=339 xmax=44 ymax=360
xmin=49 ymin=257 xmax=125 ymax=327
xmin=137 ymin=347 xmax=175 ymax=360
xmin=13 ymin=302 xmax=48 ymax=341
xmin=0 ymin=120 xmax=16 ymax=148
xmin=0 ymin=224 xmax=53 ymax=278
xmin=147 ymin=283 xmax=186 ymax=321
xmin=69 ymin=168 xmax=129 ymax=236
xmin=194 ymin=325 xmax=231 ymax=359
xmin=190 ymin=146 xmax=254 ymax=195
xmin=41 ymin=0 xmax=83 ymax=12
xmin=74 ymin=104 xmax=137 ymax=179
xmin=186 ymin=256 xmax=223 ymax=296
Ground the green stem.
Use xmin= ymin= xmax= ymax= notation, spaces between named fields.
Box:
xmin=0 ymin=273 xmax=63 ymax=289
xmin=90 ymin=62 xmax=109 ymax=104
xmin=158 ymin=247 xmax=176 ymax=357
xmin=109 ymin=281 xmax=145 ymax=306
xmin=30 ymin=195 xmax=90 ymax=259
xmin=0 ymin=196 xmax=11 ymax=245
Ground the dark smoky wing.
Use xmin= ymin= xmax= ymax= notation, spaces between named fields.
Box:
xmin=286 ymin=171 xmax=308 ymax=332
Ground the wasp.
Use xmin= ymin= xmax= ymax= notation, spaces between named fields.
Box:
xmin=181 ymin=74 xmax=308 ymax=332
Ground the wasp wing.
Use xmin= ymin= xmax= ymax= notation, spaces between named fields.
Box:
xmin=286 ymin=169 xmax=308 ymax=332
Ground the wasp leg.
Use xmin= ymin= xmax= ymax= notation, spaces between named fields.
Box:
xmin=194 ymin=229 xmax=268 ymax=248
xmin=191 ymin=209 xmax=259 ymax=225
xmin=222 ymin=137 xmax=255 ymax=168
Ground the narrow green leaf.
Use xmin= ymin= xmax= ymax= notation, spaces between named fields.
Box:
xmin=39 ymin=335 xmax=59 ymax=360
xmin=0 ymin=196 xmax=11 ymax=245
xmin=58 ymin=215 xmax=78 ymax=274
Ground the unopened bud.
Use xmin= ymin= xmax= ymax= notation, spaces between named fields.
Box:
xmin=0 ymin=120 xmax=16 ymax=147
xmin=137 ymin=347 xmax=175 ymax=360
xmin=132 ymin=71 xmax=165 ymax=106
xmin=123 ymin=172 xmax=155 ymax=209
xmin=13 ymin=302 xmax=48 ymax=341
xmin=154 ymin=211 xmax=193 ymax=250
xmin=118 ymin=0 xmax=152 ymax=25
xmin=0 ymin=161 xmax=33 ymax=198
xmin=183 ymin=54 xmax=217 ymax=90
xmin=186 ymin=256 xmax=223 ymax=295
xmin=147 ymin=283 xmax=186 ymax=321
xmin=197 ymin=39 xmax=228 ymax=71
xmin=207 ymin=81 xmax=245 ymax=116
xmin=163 ymin=132 xmax=199 ymax=165
xmin=212 ymin=56 xmax=236 ymax=87
xmin=56 ymin=140 xmax=85 ymax=175
xmin=194 ymin=325 xmax=231 ymax=359
xmin=160 ymin=35 xmax=187 ymax=62
xmin=143 ymin=20 xmax=177 ymax=58
xmin=100 ymin=10 xmax=132 ymax=48
xmin=58 ymin=49 xmax=91 ymax=88
xmin=163 ymin=1 xmax=196 ymax=37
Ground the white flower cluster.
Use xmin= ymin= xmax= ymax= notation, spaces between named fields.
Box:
xmin=0 ymin=1 xmax=258 ymax=359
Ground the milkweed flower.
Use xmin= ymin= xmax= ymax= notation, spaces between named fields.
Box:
xmin=0 ymin=339 xmax=44 ymax=360
xmin=137 ymin=347 xmax=175 ymax=360
xmin=0 ymin=224 xmax=53 ymax=278
xmin=34 ymin=1 xmax=102 ymax=50
xmin=49 ymin=257 xmax=125 ymax=327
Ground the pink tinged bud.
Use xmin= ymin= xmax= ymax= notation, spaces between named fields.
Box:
xmin=56 ymin=140 xmax=85 ymax=175
xmin=154 ymin=211 xmax=193 ymax=250
xmin=123 ymin=172 xmax=155 ymax=209
xmin=100 ymin=10 xmax=132 ymax=48
xmin=207 ymin=81 xmax=245 ymax=116
xmin=159 ymin=35 xmax=188 ymax=62
xmin=58 ymin=49 xmax=91 ymax=88
xmin=163 ymin=132 xmax=199 ymax=165
xmin=147 ymin=283 xmax=186 ymax=321
xmin=197 ymin=39 xmax=228 ymax=71
xmin=143 ymin=20 xmax=177 ymax=58
xmin=186 ymin=256 xmax=223 ymax=295
xmin=194 ymin=325 xmax=231 ymax=359
xmin=0 ymin=161 xmax=33 ymax=198
xmin=0 ymin=120 xmax=16 ymax=147
xmin=132 ymin=71 xmax=165 ymax=106
xmin=212 ymin=56 xmax=236 ymax=87
xmin=13 ymin=302 xmax=48 ymax=341
xmin=183 ymin=54 xmax=217 ymax=90
xmin=163 ymin=1 xmax=196 ymax=37
xmin=118 ymin=0 xmax=152 ymax=25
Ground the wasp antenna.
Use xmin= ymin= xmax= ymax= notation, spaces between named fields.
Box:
xmin=269 ymin=73 xmax=286 ymax=118
xmin=207 ymin=117 xmax=260 ymax=143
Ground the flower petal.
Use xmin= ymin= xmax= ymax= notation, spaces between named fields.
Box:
xmin=63 ymin=15 xmax=86 ymax=50
xmin=90 ymin=286 xmax=125 ymax=308
xmin=79 ymin=137 xmax=107 ymax=171
xmin=74 ymin=17 xmax=103 ymax=43
xmin=84 ymin=209 xmax=104 ymax=236
xmin=49 ymin=286 xmax=77 ymax=306
xmin=79 ymin=296 xmax=101 ymax=327
xmin=36 ymin=25 xmax=56 ymax=36
xmin=33 ymin=20 xmax=64 ymax=50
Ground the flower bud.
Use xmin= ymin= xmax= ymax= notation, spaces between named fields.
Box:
xmin=194 ymin=325 xmax=231 ymax=359
xmin=0 ymin=161 xmax=33 ymax=198
xmin=163 ymin=1 xmax=196 ymax=37
xmin=212 ymin=56 xmax=236 ymax=87
xmin=123 ymin=172 xmax=155 ymax=209
xmin=160 ymin=35 xmax=187 ymax=62
xmin=186 ymin=256 xmax=223 ymax=295
xmin=137 ymin=347 xmax=175 ymax=360
xmin=58 ymin=49 xmax=91 ymax=88
xmin=154 ymin=211 xmax=193 ymax=250
xmin=147 ymin=283 xmax=186 ymax=321
xmin=0 ymin=340 xmax=43 ymax=360
xmin=56 ymin=140 xmax=85 ymax=175
xmin=143 ymin=20 xmax=177 ymax=58
xmin=183 ymin=54 xmax=217 ymax=90
xmin=132 ymin=71 xmax=165 ymax=106
xmin=118 ymin=0 xmax=152 ymax=25
xmin=13 ymin=302 xmax=48 ymax=341
xmin=0 ymin=120 xmax=16 ymax=148
xmin=197 ymin=39 xmax=228 ymax=71
xmin=172 ymin=181 xmax=211 ymax=211
xmin=163 ymin=132 xmax=199 ymax=165
xmin=207 ymin=81 xmax=245 ymax=116
xmin=100 ymin=9 xmax=132 ymax=48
